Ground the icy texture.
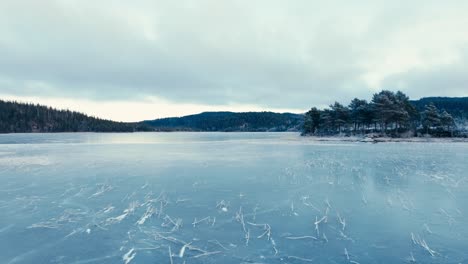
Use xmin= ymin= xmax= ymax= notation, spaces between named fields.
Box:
xmin=0 ymin=132 xmax=467 ymax=263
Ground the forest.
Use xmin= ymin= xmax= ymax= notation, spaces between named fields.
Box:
xmin=303 ymin=90 xmax=467 ymax=137
xmin=0 ymin=100 xmax=151 ymax=133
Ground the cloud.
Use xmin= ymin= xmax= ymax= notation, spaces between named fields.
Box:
xmin=0 ymin=0 xmax=467 ymax=118
xmin=381 ymin=49 xmax=468 ymax=98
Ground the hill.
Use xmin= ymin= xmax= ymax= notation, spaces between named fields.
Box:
xmin=410 ymin=97 xmax=468 ymax=119
xmin=144 ymin=111 xmax=303 ymax=132
xmin=0 ymin=100 xmax=151 ymax=133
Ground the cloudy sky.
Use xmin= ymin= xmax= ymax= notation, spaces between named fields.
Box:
xmin=1 ymin=0 xmax=467 ymax=121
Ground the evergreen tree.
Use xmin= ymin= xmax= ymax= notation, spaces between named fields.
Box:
xmin=320 ymin=109 xmax=334 ymax=134
xmin=371 ymin=90 xmax=413 ymax=132
xmin=304 ymin=107 xmax=321 ymax=134
xmin=440 ymin=110 xmax=455 ymax=134
xmin=371 ymin=90 xmax=396 ymax=132
xmin=349 ymin=98 xmax=368 ymax=132
xmin=421 ymin=103 xmax=441 ymax=134
xmin=329 ymin=102 xmax=350 ymax=133
xmin=394 ymin=91 xmax=414 ymax=129
xmin=360 ymin=102 xmax=375 ymax=132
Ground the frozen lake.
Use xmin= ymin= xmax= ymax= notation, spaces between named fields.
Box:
xmin=0 ymin=132 xmax=467 ymax=264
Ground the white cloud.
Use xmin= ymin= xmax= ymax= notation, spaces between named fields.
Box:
xmin=0 ymin=0 xmax=467 ymax=119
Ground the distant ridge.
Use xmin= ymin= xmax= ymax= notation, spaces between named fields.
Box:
xmin=410 ymin=97 xmax=468 ymax=118
xmin=143 ymin=111 xmax=304 ymax=132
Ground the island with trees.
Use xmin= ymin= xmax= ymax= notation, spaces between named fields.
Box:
xmin=303 ymin=90 xmax=467 ymax=138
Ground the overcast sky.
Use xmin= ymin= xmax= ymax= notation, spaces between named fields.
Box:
xmin=1 ymin=1 xmax=467 ymax=121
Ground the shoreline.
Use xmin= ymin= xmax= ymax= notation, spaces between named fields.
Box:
xmin=303 ymin=135 xmax=468 ymax=143
xmin=1 ymin=132 xmax=467 ymax=143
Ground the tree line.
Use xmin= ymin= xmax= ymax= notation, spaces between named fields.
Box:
xmin=0 ymin=100 xmax=152 ymax=133
xmin=303 ymin=90 xmax=458 ymax=137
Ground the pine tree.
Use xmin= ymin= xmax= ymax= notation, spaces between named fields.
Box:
xmin=304 ymin=107 xmax=321 ymax=135
xmin=422 ymin=103 xmax=441 ymax=134
xmin=440 ymin=110 xmax=455 ymax=135
xmin=371 ymin=91 xmax=396 ymax=132
xmin=349 ymin=98 xmax=367 ymax=132
xmin=329 ymin=102 xmax=350 ymax=133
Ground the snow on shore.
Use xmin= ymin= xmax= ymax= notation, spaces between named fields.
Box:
xmin=303 ymin=135 xmax=468 ymax=143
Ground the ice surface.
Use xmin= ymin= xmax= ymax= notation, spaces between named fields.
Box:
xmin=0 ymin=132 xmax=467 ymax=263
